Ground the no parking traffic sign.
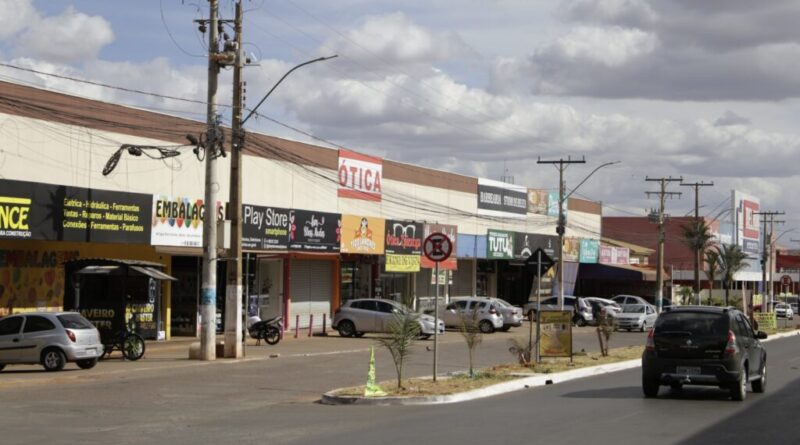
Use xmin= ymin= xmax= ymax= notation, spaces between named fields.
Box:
xmin=423 ymin=232 xmax=453 ymax=263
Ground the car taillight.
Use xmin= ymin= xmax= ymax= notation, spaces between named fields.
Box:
xmin=65 ymin=329 xmax=77 ymax=343
xmin=724 ymin=330 xmax=737 ymax=355
xmin=645 ymin=329 xmax=655 ymax=351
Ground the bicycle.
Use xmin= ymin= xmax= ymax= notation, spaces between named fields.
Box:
xmin=99 ymin=316 xmax=146 ymax=361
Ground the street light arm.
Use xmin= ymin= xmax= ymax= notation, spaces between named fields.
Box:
xmin=242 ymin=55 xmax=338 ymax=125
xmin=563 ymin=161 xmax=620 ymax=202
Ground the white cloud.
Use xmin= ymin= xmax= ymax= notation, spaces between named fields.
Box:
xmin=0 ymin=0 xmax=38 ymax=39
xmin=545 ymin=26 xmax=657 ymax=67
xmin=557 ymin=0 xmax=658 ymax=28
xmin=16 ymin=6 xmax=113 ymax=64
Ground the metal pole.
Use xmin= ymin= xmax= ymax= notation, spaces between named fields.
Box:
xmin=433 ymin=261 xmax=439 ymax=381
xmin=199 ymin=0 xmax=220 ymax=361
xmin=224 ymin=0 xmax=244 ymax=359
xmin=535 ymin=250 xmax=542 ymax=364
xmin=558 ymin=171 xmax=565 ymax=311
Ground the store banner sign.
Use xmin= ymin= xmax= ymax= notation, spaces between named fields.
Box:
xmin=288 ymin=209 xmax=341 ymax=252
xmin=579 ymin=238 xmax=600 ymax=263
xmin=384 ymin=220 xmax=423 ymax=255
xmin=242 ymin=205 xmax=290 ymax=250
xmin=488 ymin=230 xmax=514 ymax=259
xmin=151 ymin=196 xmax=223 ymax=247
xmin=477 ymin=178 xmax=527 ymax=216
xmin=539 ymin=310 xmax=572 ymax=358
xmin=563 ymin=237 xmax=580 ymax=262
xmin=599 ymin=246 xmax=630 ymax=265
xmin=340 ymin=214 xmax=385 ymax=254
xmin=385 ymin=254 xmax=420 ymax=272
xmin=0 ymin=178 xmax=150 ymax=244
xmin=421 ymin=223 xmax=458 ymax=270
xmin=547 ymin=191 xmax=566 ymax=218
xmin=338 ymin=149 xmax=382 ymax=202
xmin=511 ymin=232 xmax=534 ymax=259
xmin=527 ymin=189 xmax=549 ymax=215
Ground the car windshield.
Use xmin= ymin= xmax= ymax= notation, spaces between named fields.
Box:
xmin=622 ymin=305 xmax=646 ymax=314
xmin=655 ymin=312 xmax=728 ymax=336
xmin=57 ymin=313 xmax=94 ymax=329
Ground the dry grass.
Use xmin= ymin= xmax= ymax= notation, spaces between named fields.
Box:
xmin=333 ymin=345 xmax=644 ymax=397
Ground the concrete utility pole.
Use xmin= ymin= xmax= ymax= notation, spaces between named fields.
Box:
xmin=646 ymin=177 xmax=683 ymax=313
xmin=200 ymin=0 xmax=221 ymax=361
xmin=680 ymin=181 xmax=713 ymax=302
xmin=224 ymin=0 xmax=245 ymax=359
xmin=537 ymin=156 xmax=586 ymax=310
xmin=755 ymin=211 xmax=784 ymax=313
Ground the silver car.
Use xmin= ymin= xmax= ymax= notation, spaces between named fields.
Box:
xmin=486 ymin=298 xmax=523 ymax=331
xmin=612 ymin=295 xmax=651 ymax=307
xmin=441 ymin=298 xmax=504 ymax=333
xmin=0 ymin=312 xmax=104 ymax=372
xmin=613 ymin=304 xmax=658 ymax=332
xmin=523 ymin=296 xmax=594 ymax=326
xmin=333 ymin=299 xmax=444 ymax=339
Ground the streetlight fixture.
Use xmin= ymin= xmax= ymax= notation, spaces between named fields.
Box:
xmin=224 ymin=49 xmax=337 ymax=358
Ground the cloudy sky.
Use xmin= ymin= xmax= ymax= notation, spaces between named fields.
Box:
xmin=1 ymin=0 xmax=799 ymax=242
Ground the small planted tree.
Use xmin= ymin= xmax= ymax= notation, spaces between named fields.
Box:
xmin=457 ymin=307 xmax=483 ymax=378
xmin=716 ymin=244 xmax=749 ymax=307
xmin=377 ymin=310 xmax=420 ymax=389
xmin=704 ymin=249 xmax=720 ymax=304
xmin=596 ymin=309 xmax=614 ymax=357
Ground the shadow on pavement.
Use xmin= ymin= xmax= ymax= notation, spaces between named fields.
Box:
xmin=679 ymin=375 xmax=800 ymax=444
xmin=563 ymin=385 xmax=734 ymax=401
xmin=562 ymin=386 xmax=642 ymax=399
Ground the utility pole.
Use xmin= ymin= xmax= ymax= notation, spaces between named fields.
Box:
xmin=199 ymin=0 xmax=221 ymax=361
xmin=646 ymin=176 xmax=683 ymax=312
xmin=537 ymin=156 xmax=586 ymax=310
xmin=224 ymin=0 xmax=245 ymax=359
xmin=680 ymin=180 xmax=713 ymax=303
xmin=755 ymin=211 xmax=784 ymax=313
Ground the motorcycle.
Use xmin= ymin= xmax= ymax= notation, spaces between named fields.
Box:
xmin=247 ymin=316 xmax=283 ymax=345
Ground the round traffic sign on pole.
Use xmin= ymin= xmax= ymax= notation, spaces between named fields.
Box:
xmin=423 ymin=232 xmax=453 ymax=263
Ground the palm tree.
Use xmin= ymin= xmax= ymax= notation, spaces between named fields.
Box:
xmin=704 ymin=249 xmax=720 ymax=305
xmin=681 ymin=219 xmax=715 ymax=298
xmin=716 ymin=244 xmax=749 ymax=307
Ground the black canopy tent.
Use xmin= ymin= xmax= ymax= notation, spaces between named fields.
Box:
xmin=64 ymin=259 xmax=177 ymax=340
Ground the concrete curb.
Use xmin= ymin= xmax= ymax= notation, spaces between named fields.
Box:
xmin=321 ymin=358 xmax=642 ymax=406
xmin=321 ymin=329 xmax=800 ymax=406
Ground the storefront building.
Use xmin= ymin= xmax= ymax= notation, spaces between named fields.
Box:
xmin=0 ymin=80 xmax=604 ymax=337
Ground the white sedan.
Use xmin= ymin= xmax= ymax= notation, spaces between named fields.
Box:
xmin=775 ymin=303 xmax=794 ymax=319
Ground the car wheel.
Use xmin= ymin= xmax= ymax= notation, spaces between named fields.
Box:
xmin=575 ymin=318 xmax=586 ymax=327
xmin=41 ymin=348 xmax=66 ymax=372
xmin=642 ymin=376 xmax=660 ymax=398
xmin=353 ymin=332 xmax=365 ymax=338
xmin=337 ymin=320 xmax=356 ymax=337
xmin=76 ymin=358 xmax=98 ymax=370
xmin=752 ymin=360 xmax=766 ymax=393
xmin=419 ymin=334 xmax=431 ymax=340
xmin=479 ymin=320 xmax=495 ymax=334
xmin=499 ymin=326 xmax=511 ymax=332
xmin=731 ymin=368 xmax=747 ymax=401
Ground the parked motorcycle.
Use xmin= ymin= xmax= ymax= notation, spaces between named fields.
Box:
xmin=247 ymin=316 xmax=282 ymax=345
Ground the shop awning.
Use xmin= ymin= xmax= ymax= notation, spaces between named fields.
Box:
xmin=129 ymin=265 xmax=178 ymax=281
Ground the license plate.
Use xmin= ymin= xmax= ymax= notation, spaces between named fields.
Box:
xmin=86 ymin=348 xmax=96 ymax=355
xmin=676 ymin=366 xmax=701 ymax=375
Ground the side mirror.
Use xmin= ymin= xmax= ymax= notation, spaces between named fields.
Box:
xmin=756 ymin=331 xmax=768 ymax=340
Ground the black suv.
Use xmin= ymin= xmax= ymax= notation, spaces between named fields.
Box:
xmin=641 ymin=306 xmax=767 ymax=401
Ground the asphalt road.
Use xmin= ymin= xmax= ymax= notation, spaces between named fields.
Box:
xmin=2 ymin=328 xmax=798 ymax=445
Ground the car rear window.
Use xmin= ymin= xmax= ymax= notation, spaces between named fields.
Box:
xmin=655 ymin=312 xmax=728 ymax=336
xmin=57 ymin=314 xmax=95 ymax=329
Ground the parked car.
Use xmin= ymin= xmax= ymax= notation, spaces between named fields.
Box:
xmin=485 ymin=298 xmax=523 ymax=331
xmin=584 ymin=297 xmax=623 ymax=324
xmin=641 ymin=306 xmax=768 ymax=401
xmin=775 ymin=303 xmax=794 ymax=319
xmin=0 ymin=312 xmax=104 ymax=372
xmin=791 ymin=302 xmax=798 ymax=313
xmin=441 ymin=298 xmax=504 ymax=333
xmin=332 ymin=299 xmax=444 ymax=339
xmin=523 ymin=296 xmax=594 ymax=326
xmin=614 ymin=304 xmax=657 ymax=332
xmin=612 ymin=295 xmax=651 ymax=307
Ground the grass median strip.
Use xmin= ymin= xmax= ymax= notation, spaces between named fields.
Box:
xmin=333 ymin=345 xmax=644 ymax=397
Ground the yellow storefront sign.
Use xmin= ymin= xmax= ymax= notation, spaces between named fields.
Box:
xmin=753 ymin=312 xmax=777 ymax=334
xmin=385 ymin=254 xmax=420 ymax=272
xmin=340 ymin=214 xmax=385 ymax=254
xmin=539 ymin=310 xmax=572 ymax=357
